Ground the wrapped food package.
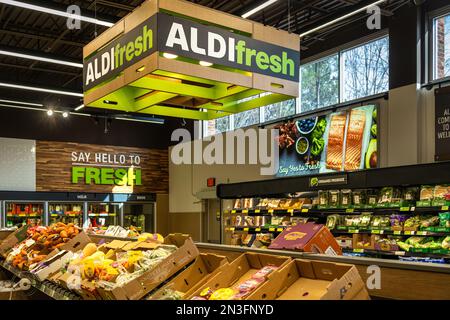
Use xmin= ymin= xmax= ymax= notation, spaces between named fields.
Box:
xmin=420 ymin=185 xmax=434 ymax=201
xmin=340 ymin=190 xmax=352 ymax=208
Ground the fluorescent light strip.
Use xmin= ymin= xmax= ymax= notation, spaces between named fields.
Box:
xmin=0 ymin=99 xmax=43 ymax=107
xmin=242 ymin=0 xmax=278 ymax=19
xmin=75 ymin=104 xmax=85 ymax=111
xmin=115 ymin=117 xmax=164 ymax=124
xmin=0 ymin=82 xmax=83 ymax=97
xmin=0 ymin=0 xmax=114 ymax=27
xmin=0 ymin=103 xmax=164 ymax=124
xmin=299 ymin=0 xmax=386 ymax=38
xmin=0 ymin=49 xmax=83 ymax=68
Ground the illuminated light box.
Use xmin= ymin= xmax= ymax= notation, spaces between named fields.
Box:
xmin=83 ymin=0 xmax=300 ymax=120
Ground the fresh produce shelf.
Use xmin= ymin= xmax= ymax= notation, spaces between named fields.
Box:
xmin=332 ymin=229 xmax=450 ymax=237
xmin=225 ymin=206 xmax=449 ymax=217
xmin=0 ymin=261 xmax=81 ymax=301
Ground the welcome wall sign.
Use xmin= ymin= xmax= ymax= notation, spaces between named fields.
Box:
xmin=71 ymin=151 xmax=142 ymax=186
xmin=83 ymin=0 xmax=300 ymax=121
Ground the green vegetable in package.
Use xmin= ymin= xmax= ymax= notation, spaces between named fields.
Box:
xmin=439 ymin=212 xmax=450 ymax=228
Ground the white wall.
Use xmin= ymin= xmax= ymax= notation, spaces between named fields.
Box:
xmin=0 ymin=137 xmax=36 ymax=191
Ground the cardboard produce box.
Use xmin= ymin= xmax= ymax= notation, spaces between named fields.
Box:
xmin=0 ymin=226 xmax=30 ymax=257
xmin=268 ymin=223 xmax=342 ymax=255
xmin=187 ymin=252 xmax=291 ymax=300
xmin=0 ymin=229 xmax=16 ymax=241
xmin=96 ymin=234 xmax=199 ymax=300
xmin=148 ymin=253 xmax=228 ymax=300
xmin=248 ymin=259 xmax=370 ymax=300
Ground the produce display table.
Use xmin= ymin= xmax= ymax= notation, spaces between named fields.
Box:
xmin=0 ymin=260 xmax=81 ymax=300
xmin=196 ymin=243 xmax=450 ymax=300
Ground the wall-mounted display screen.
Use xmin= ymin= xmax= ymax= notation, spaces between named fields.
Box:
xmin=276 ymin=105 xmax=378 ymax=177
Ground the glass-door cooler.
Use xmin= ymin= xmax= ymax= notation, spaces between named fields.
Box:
xmin=123 ymin=203 xmax=155 ymax=233
xmin=5 ymin=202 xmax=44 ymax=227
xmin=48 ymin=202 xmax=84 ymax=227
xmin=87 ymin=203 xmax=121 ymax=230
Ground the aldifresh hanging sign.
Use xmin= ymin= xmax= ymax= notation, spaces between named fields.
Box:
xmin=83 ymin=0 xmax=300 ymax=120
xmin=84 ymin=13 xmax=299 ymax=91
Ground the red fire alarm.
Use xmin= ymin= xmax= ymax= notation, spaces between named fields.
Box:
xmin=207 ymin=178 xmax=216 ymax=187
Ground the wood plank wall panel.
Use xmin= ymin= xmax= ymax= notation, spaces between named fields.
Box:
xmin=36 ymin=141 xmax=168 ymax=194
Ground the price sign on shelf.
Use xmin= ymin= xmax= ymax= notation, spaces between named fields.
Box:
xmin=404 ymin=231 xmax=415 ymax=235
xmin=255 ymin=228 xmax=261 ymax=232
xmin=243 ymin=228 xmax=249 ymax=232
xmin=393 ymin=230 xmax=402 ymax=235
xmin=269 ymin=228 xmax=275 ymax=232
xmin=349 ymin=229 xmax=359 ymax=234
xmin=442 ymin=206 xmax=449 ymax=211
xmin=254 ymin=209 xmax=261 ymax=214
xmin=301 ymin=208 xmax=309 ymax=213
xmin=242 ymin=210 xmax=248 ymax=214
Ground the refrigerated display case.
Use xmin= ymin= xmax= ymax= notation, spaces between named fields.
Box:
xmin=87 ymin=203 xmax=121 ymax=230
xmin=122 ymin=203 xmax=155 ymax=233
xmin=48 ymin=202 xmax=84 ymax=227
xmin=4 ymin=202 xmax=44 ymax=227
xmin=0 ymin=192 xmax=156 ymax=230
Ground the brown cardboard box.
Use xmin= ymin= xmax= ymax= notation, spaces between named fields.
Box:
xmin=186 ymin=252 xmax=291 ymax=300
xmin=248 ymin=259 xmax=370 ymax=300
xmin=269 ymin=223 xmax=342 ymax=255
xmin=97 ymin=234 xmax=199 ymax=300
xmin=0 ymin=230 xmax=14 ymax=241
xmin=0 ymin=226 xmax=29 ymax=257
xmin=148 ymin=253 xmax=228 ymax=300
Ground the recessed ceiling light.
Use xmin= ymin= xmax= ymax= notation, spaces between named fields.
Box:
xmin=163 ymin=53 xmax=179 ymax=59
xmin=47 ymin=109 xmax=54 ymax=116
xmin=62 ymin=111 xmax=69 ymax=118
xmin=199 ymin=61 xmax=213 ymax=67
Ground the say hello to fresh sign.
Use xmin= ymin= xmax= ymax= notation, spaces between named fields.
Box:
xmin=71 ymin=151 xmax=142 ymax=186
xmin=83 ymin=12 xmax=300 ymax=91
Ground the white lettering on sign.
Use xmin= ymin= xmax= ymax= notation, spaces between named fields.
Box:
xmin=71 ymin=152 xmax=142 ymax=167
xmin=437 ymin=108 xmax=450 ymax=140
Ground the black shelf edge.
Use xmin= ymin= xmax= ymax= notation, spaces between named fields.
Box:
xmin=217 ymin=161 xmax=450 ymax=199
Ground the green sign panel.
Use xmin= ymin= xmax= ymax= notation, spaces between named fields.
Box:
xmin=84 ymin=13 xmax=300 ymax=91
xmin=72 ymin=167 xmax=142 ymax=186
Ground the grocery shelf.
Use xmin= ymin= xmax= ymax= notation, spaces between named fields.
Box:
xmin=6 ymin=214 xmax=41 ymax=217
xmin=225 ymin=205 xmax=449 ymax=216
xmin=342 ymin=248 xmax=450 ymax=260
xmin=88 ymin=213 xmax=117 ymax=217
xmin=225 ymin=226 xmax=287 ymax=233
xmin=0 ymin=260 xmax=81 ymax=300
xmin=332 ymin=229 xmax=450 ymax=237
